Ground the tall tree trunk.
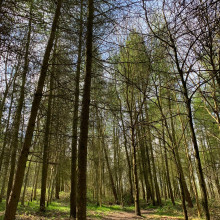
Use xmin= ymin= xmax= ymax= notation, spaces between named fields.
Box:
xmin=21 ymin=157 xmax=32 ymax=206
xmin=156 ymin=82 xmax=193 ymax=208
xmin=77 ymin=0 xmax=94 ymax=218
xmin=33 ymin=163 xmax=40 ymax=200
xmin=98 ymin=141 xmax=103 ymax=207
xmin=47 ymin=166 xmax=54 ymax=206
xmin=55 ymin=169 xmax=60 ymax=199
xmin=145 ymin=109 xmax=161 ymax=205
xmin=118 ymin=100 xmax=134 ymax=203
xmin=102 ymin=132 xmax=118 ymax=204
xmin=4 ymin=1 xmax=62 ymax=219
xmin=0 ymin=54 xmax=10 ymax=130
xmin=167 ymin=91 xmax=193 ymax=208
xmin=138 ymin=124 xmax=153 ymax=204
xmin=179 ymin=169 xmax=188 ymax=220
xmin=131 ymin=125 xmax=141 ymax=216
xmin=40 ymin=37 xmax=56 ymax=212
xmin=175 ymin=96 xmax=201 ymax=217
xmin=49 ymin=169 xmax=56 ymax=205
xmin=6 ymin=1 xmax=33 ymax=203
xmin=180 ymin=73 xmax=210 ymax=219
xmin=113 ymin=125 xmax=119 ymax=198
xmin=162 ymin=126 xmax=175 ymax=206
xmin=0 ymin=76 xmax=15 ymax=174
xmin=203 ymin=130 xmax=220 ymax=197
xmin=0 ymin=158 xmax=9 ymax=203
xmin=169 ymin=32 xmax=211 ymax=217
xmin=31 ymin=161 xmax=40 ymax=202
xmin=70 ymin=0 xmax=83 ymax=217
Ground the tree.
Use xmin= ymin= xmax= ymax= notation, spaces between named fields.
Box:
xmin=142 ymin=0 xmax=211 ymax=218
xmin=70 ymin=0 xmax=84 ymax=218
xmin=4 ymin=0 xmax=62 ymax=218
xmin=77 ymin=0 xmax=94 ymax=218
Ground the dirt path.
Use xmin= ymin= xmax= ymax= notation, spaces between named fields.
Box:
xmin=89 ymin=210 xmax=183 ymax=220
xmin=0 ymin=208 xmax=184 ymax=220
xmin=101 ymin=210 xmax=152 ymax=219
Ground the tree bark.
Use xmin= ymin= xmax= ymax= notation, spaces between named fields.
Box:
xmin=0 ymin=158 xmax=9 ymax=203
xmin=145 ymin=109 xmax=161 ymax=205
xmin=40 ymin=36 xmax=56 ymax=212
xmin=162 ymin=130 xmax=175 ymax=206
xmin=102 ymin=131 xmax=119 ymax=204
xmin=70 ymin=0 xmax=83 ymax=217
xmin=6 ymin=1 xmax=33 ymax=203
xmin=21 ymin=157 xmax=33 ymax=206
xmin=167 ymin=91 xmax=193 ymax=208
xmin=4 ymin=1 xmax=62 ymax=219
xmin=175 ymin=95 xmax=201 ymax=217
xmin=131 ymin=125 xmax=141 ymax=216
xmin=77 ymin=0 xmax=94 ymax=218
xmin=31 ymin=162 xmax=39 ymax=202
xmin=118 ymin=97 xmax=134 ymax=203
xmin=138 ymin=123 xmax=153 ymax=204
xmin=0 ymin=76 xmax=15 ymax=174
xmin=180 ymin=73 xmax=210 ymax=219
xmin=33 ymin=163 xmax=40 ymax=200
xmin=55 ymin=169 xmax=60 ymax=199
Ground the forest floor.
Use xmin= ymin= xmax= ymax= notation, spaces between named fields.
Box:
xmin=0 ymin=197 xmax=220 ymax=220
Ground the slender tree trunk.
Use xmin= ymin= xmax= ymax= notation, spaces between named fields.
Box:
xmin=40 ymin=38 xmax=56 ymax=212
xmin=6 ymin=2 xmax=33 ymax=203
xmin=70 ymin=0 xmax=83 ymax=217
xmin=33 ymin=164 xmax=40 ymax=200
xmin=0 ymin=77 xmax=15 ymax=174
xmin=31 ymin=162 xmax=39 ymax=202
xmin=77 ymin=0 xmax=94 ymax=218
xmin=142 ymin=107 xmax=155 ymax=204
xmin=55 ymin=169 xmax=60 ymax=199
xmin=156 ymin=83 xmax=192 ymax=213
xmin=0 ymin=54 xmax=21 ymax=137
xmin=130 ymin=125 xmax=141 ymax=216
xmin=180 ymin=74 xmax=210 ymax=219
xmin=210 ymin=160 xmax=220 ymax=197
xmin=0 ymin=155 xmax=9 ymax=203
xmin=21 ymin=157 xmax=32 ymax=206
xmin=98 ymin=142 xmax=102 ymax=207
xmin=167 ymin=91 xmax=193 ymax=208
xmin=49 ymin=171 xmax=56 ymax=205
xmin=203 ymin=130 xmax=220 ymax=197
xmin=138 ymin=124 xmax=153 ymax=204
xmin=0 ymin=54 xmax=10 ymax=130
xmin=4 ymin=1 xmax=62 ymax=218
xmin=102 ymin=135 xmax=118 ymax=204
xmin=164 ymin=148 xmax=175 ymax=205
xmin=179 ymin=171 xmax=188 ymax=220
xmin=119 ymin=104 xmax=134 ymax=203
xmin=47 ymin=167 xmax=54 ymax=206
xmin=46 ymin=167 xmax=52 ymax=206
xmin=146 ymin=110 xmax=161 ymax=205
xmin=175 ymin=97 xmax=201 ymax=217
xmin=113 ymin=125 xmax=119 ymax=198
xmin=169 ymin=35 xmax=211 ymax=217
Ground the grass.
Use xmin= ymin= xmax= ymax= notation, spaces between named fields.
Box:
xmin=0 ymin=199 xmax=133 ymax=219
xmin=87 ymin=204 xmax=135 ymax=218
xmin=0 ymin=198 xmax=219 ymax=219
xmin=88 ymin=204 xmax=134 ymax=212
xmin=153 ymin=200 xmax=183 ymax=216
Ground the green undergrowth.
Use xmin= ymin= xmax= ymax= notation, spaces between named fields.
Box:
xmin=0 ymin=198 xmax=219 ymax=219
xmin=87 ymin=204 xmax=134 ymax=218
xmin=148 ymin=200 xmax=184 ymax=218
xmin=0 ymin=199 xmax=134 ymax=219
